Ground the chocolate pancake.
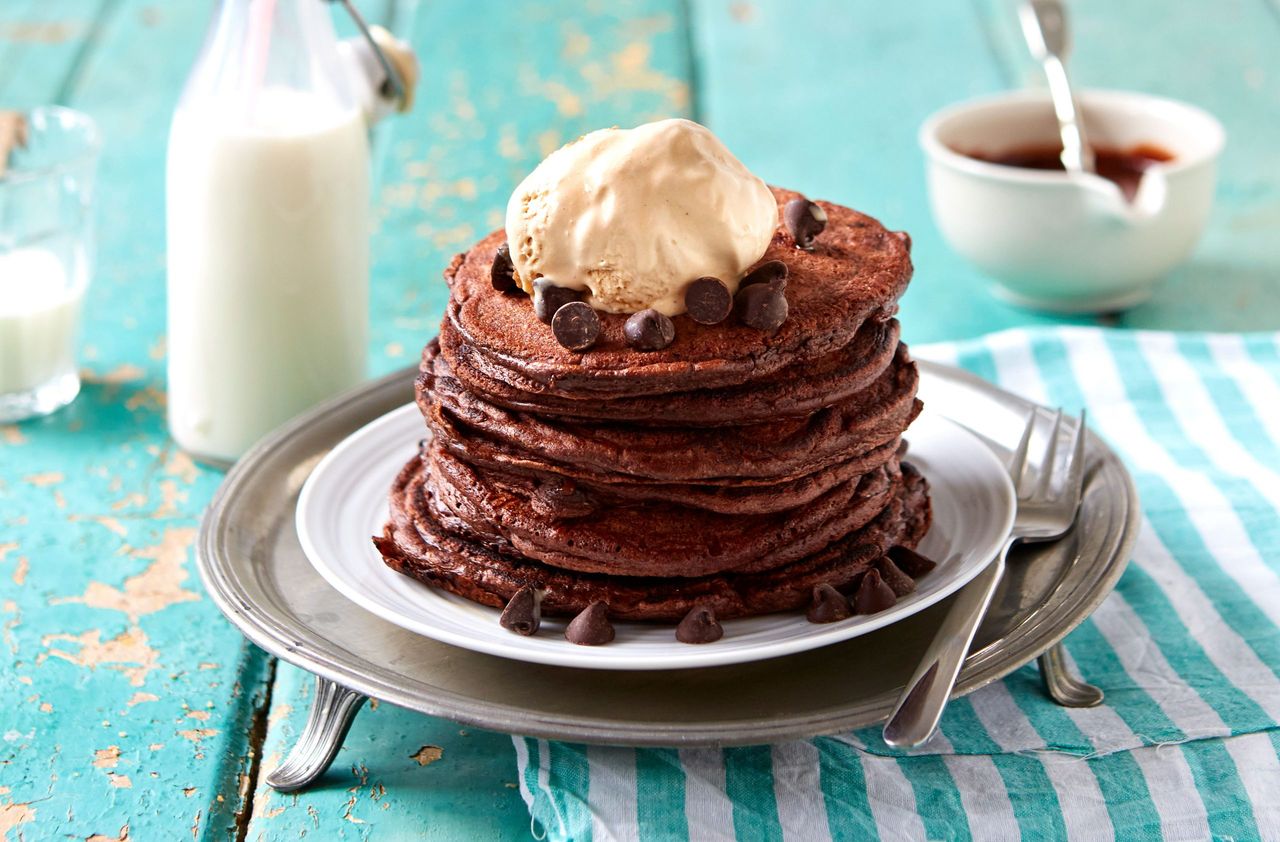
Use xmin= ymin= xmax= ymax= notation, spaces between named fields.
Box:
xmin=429 ymin=430 xmax=903 ymax=514
xmin=374 ymin=455 xmax=932 ymax=622
xmin=427 ymin=442 xmax=901 ymax=577
xmin=374 ymin=181 xmax=932 ymax=629
xmin=424 ymin=345 xmax=921 ymax=484
xmin=438 ymin=316 xmax=902 ymax=425
xmin=442 ymin=188 xmax=913 ymax=397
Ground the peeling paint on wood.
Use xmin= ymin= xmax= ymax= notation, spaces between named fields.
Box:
xmin=0 ymin=801 xmax=36 ymax=841
xmin=39 ymin=627 xmax=160 ymax=687
xmin=93 ymin=746 xmax=121 ymax=767
xmin=51 ymin=527 xmax=201 ymax=621
xmin=410 ymin=745 xmax=444 ymax=766
xmin=85 ymin=825 xmax=130 ymax=842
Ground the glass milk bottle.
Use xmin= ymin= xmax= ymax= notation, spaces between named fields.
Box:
xmin=167 ymin=0 xmax=412 ymax=464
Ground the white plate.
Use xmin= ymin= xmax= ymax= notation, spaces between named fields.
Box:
xmin=296 ymin=404 xmax=1015 ymax=670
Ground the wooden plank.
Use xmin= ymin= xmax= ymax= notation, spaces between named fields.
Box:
xmin=689 ymin=0 xmax=1084 ymax=345
xmin=0 ymin=0 xmax=117 ymax=106
xmin=0 ymin=3 xmax=276 ymax=840
xmin=247 ymin=665 xmax=530 ymax=841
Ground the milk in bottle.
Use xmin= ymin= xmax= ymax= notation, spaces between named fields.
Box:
xmin=167 ymin=0 xmax=372 ymax=463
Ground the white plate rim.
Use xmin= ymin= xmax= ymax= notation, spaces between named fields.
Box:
xmin=296 ymin=404 xmax=1015 ymax=670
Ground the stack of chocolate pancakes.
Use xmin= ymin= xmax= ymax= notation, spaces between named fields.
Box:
xmin=374 ymin=188 xmax=933 ymax=630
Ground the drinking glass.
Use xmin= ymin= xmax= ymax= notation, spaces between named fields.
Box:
xmin=0 ymin=106 xmax=100 ymax=422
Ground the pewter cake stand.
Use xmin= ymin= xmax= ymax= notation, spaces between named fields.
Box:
xmin=196 ymin=361 xmax=1139 ymax=791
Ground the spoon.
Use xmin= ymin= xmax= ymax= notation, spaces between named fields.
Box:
xmin=1019 ymin=0 xmax=1095 ymax=174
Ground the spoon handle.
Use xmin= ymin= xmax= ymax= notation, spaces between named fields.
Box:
xmin=882 ymin=543 xmax=1011 ymax=748
xmin=1042 ymin=54 xmax=1096 ymax=172
xmin=1019 ymin=0 xmax=1096 ymax=174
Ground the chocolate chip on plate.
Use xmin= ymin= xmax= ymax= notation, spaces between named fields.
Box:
xmin=887 ymin=545 xmax=937 ymax=578
xmin=684 ymin=277 xmax=732 ymax=325
xmin=876 ymin=556 xmax=917 ymax=597
xmin=806 ymin=584 xmax=852 ymax=624
xmin=740 ymin=259 xmax=789 ymax=289
xmin=530 ymin=477 xmax=594 ymax=520
xmin=551 ymin=301 xmax=600 ymax=351
xmin=735 ymin=282 xmax=789 ymax=332
xmin=565 ymin=601 xmax=615 ymax=645
xmin=676 ymin=605 xmax=724 ymax=644
xmin=853 ymin=569 xmax=897 ymax=614
xmin=784 ymin=198 xmax=828 ymax=249
xmin=491 ymin=242 xmax=518 ymax=292
xmin=624 ymin=308 xmax=676 ymax=351
xmin=533 ymin=277 xmax=582 ymax=323
xmin=499 ymin=586 xmax=542 ymax=636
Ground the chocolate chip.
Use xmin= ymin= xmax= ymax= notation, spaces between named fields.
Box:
xmin=499 ymin=586 xmax=542 ymax=636
xmin=892 ymin=230 xmax=912 ymax=252
xmin=565 ymin=601 xmax=615 ymax=645
xmin=853 ymin=569 xmax=898 ymax=614
xmin=740 ymin=260 xmax=789 ymax=289
xmin=551 ymin=301 xmax=600 ymax=351
xmin=876 ymin=556 xmax=917 ymax=597
xmin=735 ymin=282 xmax=788 ymax=332
xmin=491 ymin=243 xmax=517 ymax=292
xmin=530 ymin=477 xmax=594 ymax=520
xmin=624 ymin=308 xmax=676 ymax=351
xmin=806 ymin=584 xmax=852 ymax=623
xmin=684 ymin=277 xmax=732 ymax=325
xmin=676 ymin=605 xmax=724 ymax=644
xmin=887 ymin=545 xmax=937 ymax=578
xmin=533 ymin=277 xmax=582 ymax=323
xmin=784 ymin=198 xmax=828 ymax=249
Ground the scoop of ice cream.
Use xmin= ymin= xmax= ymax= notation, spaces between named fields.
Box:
xmin=505 ymin=118 xmax=778 ymax=316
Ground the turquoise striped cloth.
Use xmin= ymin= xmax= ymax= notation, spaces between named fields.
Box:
xmin=510 ymin=327 xmax=1280 ymax=841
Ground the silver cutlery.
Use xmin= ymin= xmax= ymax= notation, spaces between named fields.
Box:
xmin=883 ymin=409 xmax=1093 ymax=748
xmin=1020 ymin=0 xmax=1095 ymax=174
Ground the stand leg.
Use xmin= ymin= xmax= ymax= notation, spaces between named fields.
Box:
xmin=1038 ymin=643 xmax=1104 ymax=707
xmin=265 ymin=675 xmax=368 ymax=792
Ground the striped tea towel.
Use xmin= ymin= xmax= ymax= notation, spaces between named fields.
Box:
xmin=512 ymin=327 xmax=1280 ymax=842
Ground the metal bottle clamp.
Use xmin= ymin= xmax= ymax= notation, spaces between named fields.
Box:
xmin=329 ymin=0 xmax=409 ymax=111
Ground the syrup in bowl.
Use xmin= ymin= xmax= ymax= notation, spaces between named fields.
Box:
xmin=961 ymin=143 xmax=1174 ymax=201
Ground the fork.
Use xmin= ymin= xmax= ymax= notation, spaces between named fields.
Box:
xmin=882 ymin=409 xmax=1090 ymax=748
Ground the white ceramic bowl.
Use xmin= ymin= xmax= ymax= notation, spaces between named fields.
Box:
xmin=920 ymin=90 xmax=1224 ymax=313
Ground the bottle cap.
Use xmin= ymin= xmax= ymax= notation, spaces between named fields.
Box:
xmin=331 ymin=0 xmax=418 ymax=114
xmin=369 ymin=25 xmax=418 ymax=113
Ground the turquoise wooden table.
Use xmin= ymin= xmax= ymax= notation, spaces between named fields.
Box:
xmin=1 ymin=1 xmax=1276 ymax=839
